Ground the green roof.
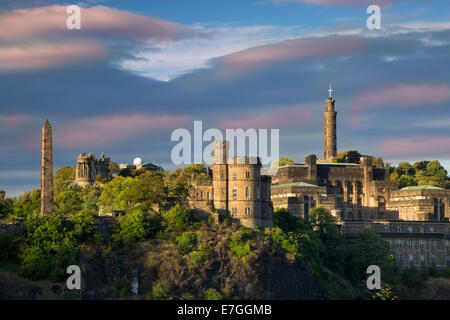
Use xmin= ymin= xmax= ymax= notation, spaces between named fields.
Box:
xmin=271 ymin=182 xmax=319 ymax=189
xmin=400 ymin=185 xmax=444 ymax=191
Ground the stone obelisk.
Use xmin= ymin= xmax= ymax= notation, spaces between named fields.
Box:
xmin=40 ymin=119 xmax=54 ymax=216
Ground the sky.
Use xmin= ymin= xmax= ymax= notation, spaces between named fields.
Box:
xmin=0 ymin=0 xmax=449 ymax=197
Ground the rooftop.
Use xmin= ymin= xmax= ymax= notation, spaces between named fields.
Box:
xmin=400 ymin=185 xmax=444 ymax=191
xmin=271 ymin=181 xmax=319 ymax=189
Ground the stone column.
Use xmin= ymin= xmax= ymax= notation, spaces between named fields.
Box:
xmin=40 ymin=119 xmax=54 ymax=216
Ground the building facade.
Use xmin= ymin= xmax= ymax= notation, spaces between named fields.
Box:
xmin=270 ymin=89 xmax=450 ymax=269
xmin=189 ymin=141 xmax=273 ymax=228
xmin=74 ymin=152 xmax=111 ymax=187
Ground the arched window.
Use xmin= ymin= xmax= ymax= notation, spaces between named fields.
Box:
xmin=245 ymin=187 xmax=250 ymax=198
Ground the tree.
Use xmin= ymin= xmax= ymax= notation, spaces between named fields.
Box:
xmin=162 ymin=204 xmax=195 ymax=231
xmin=98 ymin=176 xmax=135 ymax=212
xmin=416 ymin=160 xmax=448 ymax=188
xmin=130 ymin=171 xmax=165 ymax=210
xmin=118 ymin=207 xmax=162 ymax=243
xmin=372 ymin=157 xmax=384 ymax=168
xmin=309 ymin=206 xmax=346 ymax=275
xmin=337 ymin=150 xmax=361 ymax=164
xmin=272 ymin=157 xmax=295 ymax=168
xmin=398 ymin=175 xmax=418 ymax=189
xmin=397 ymin=162 xmax=415 ymax=176
xmin=54 ymin=189 xmax=83 ymax=216
xmin=345 ymin=228 xmax=396 ymax=286
xmin=54 ymin=166 xmax=75 ymax=195
xmin=109 ymin=161 xmax=121 ymax=175
xmin=273 ymin=208 xmax=309 ymax=233
xmin=12 ymin=189 xmax=40 ymax=218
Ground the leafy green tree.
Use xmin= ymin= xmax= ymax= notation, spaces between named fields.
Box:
xmin=397 ymin=162 xmax=415 ymax=176
xmin=416 ymin=160 xmax=448 ymax=188
xmin=162 ymin=204 xmax=195 ymax=231
xmin=337 ymin=151 xmax=361 ymax=164
xmin=372 ymin=157 xmax=384 ymax=168
xmin=12 ymin=189 xmax=40 ymax=218
xmin=130 ymin=171 xmax=165 ymax=210
xmin=309 ymin=206 xmax=346 ymax=275
xmin=273 ymin=208 xmax=310 ymax=233
xmin=109 ymin=161 xmax=121 ymax=175
xmin=54 ymin=166 xmax=75 ymax=195
xmin=0 ymin=190 xmax=13 ymax=218
xmin=175 ymin=231 xmax=198 ymax=254
xmin=272 ymin=157 xmax=295 ymax=168
xmin=118 ymin=207 xmax=162 ymax=243
xmin=54 ymin=188 xmax=83 ymax=216
xmin=345 ymin=228 xmax=396 ymax=286
xmin=69 ymin=210 xmax=98 ymax=242
xmin=398 ymin=175 xmax=418 ymax=189
xmin=98 ymin=176 xmax=135 ymax=212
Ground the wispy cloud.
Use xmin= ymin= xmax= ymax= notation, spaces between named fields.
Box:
xmin=0 ymin=41 xmax=106 ymax=71
xmin=379 ymin=135 xmax=450 ymax=157
xmin=216 ymin=105 xmax=312 ymax=129
xmin=0 ymin=5 xmax=201 ymax=42
xmin=217 ymin=35 xmax=366 ymax=69
xmin=351 ymin=83 xmax=450 ymax=111
xmin=55 ymin=112 xmax=189 ymax=148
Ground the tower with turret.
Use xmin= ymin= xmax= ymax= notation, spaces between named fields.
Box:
xmin=323 ymin=84 xmax=337 ymax=161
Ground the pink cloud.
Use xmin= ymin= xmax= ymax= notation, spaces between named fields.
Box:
xmin=216 ymin=105 xmax=312 ymax=129
xmin=219 ymin=36 xmax=365 ymax=69
xmin=0 ymin=113 xmax=28 ymax=128
xmin=0 ymin=41 xmax=106 ymax=71
xmin=271 ymin=0 xmax=393 ymax=7
xmin=55 ymin=113 xmax=189 ymax=148
xmin=351 ymin=84 xmax=450 ymax=111
xmin=0 ymin=5 xmax=197 ymax=42
xmin=379 ymin=136 xmax=450 ymax=157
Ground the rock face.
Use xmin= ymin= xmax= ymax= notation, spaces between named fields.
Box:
xmin=78 ymin=224 xmax=324 ymax=300
xmin=40 ymin=119 xmax=53 ymax=216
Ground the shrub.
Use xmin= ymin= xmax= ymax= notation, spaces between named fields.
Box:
xmin=163 ymin=204 xmax=195 ymax=231
xmin=118 ymin=208 xmax=162 ymax=243
xmin=229 ymin=242 xmax=251 ymax=260
xmin=151 ymin=281 xmax=171 ymax=300
xmin=0 ymin=234 xmax=13 ymax=261
xmin=204 ymin=288 xmax=222 ymax=300
xmin=175 ymin=232 xmax=198 ymax=254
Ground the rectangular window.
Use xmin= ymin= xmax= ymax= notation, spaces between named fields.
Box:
xmin=409 ymin=255 xmax=414 ymax=262
xmin=420 ymin=255 xmax=425 ymax=262
xmin=232 ymin=187 xmax=237 ymax=199
xmin=431 ymin=255 xmax=436 ymax=264
xmin=408 ymin=240 xmax=413 ymax=248
xmin=396 ymin=240 xmax=402 ymax=248
xmin=408 ymin=227 xmax=413 ymax=233
xmin=200 ymin=191 xmax=204 ymax=200
xmin=207 ymin=192 xmax=210 ymax=200
xmin=384 ymin=226 xmax=389 ymax=233
xmin=420 ymin=240 xmax=424 ymax=249
xmin=245 ymin=187 xmax=250 ymax=198
xmin=419 ymin=227 xmax=424 ymax=233
xmin=396 ymin=227 xmax=401 ymax=233
xmin=429 ymin=227 xmax=434 ymax=233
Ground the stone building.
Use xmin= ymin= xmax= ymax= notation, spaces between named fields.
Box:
xmin=270 ymin=87 xmax=450 ymax=269
xmin=189 ymin=141 xmax=273 ymax=228
xmin=74 ymin=152 xmax=111 ymax=187
xmin=119 ymin=157 xmax=163 ymax=172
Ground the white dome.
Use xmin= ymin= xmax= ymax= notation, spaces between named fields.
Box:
xmin=133 ymin=157 xmax=143 ymax=165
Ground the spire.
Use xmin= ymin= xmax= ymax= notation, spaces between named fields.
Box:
xmin=328 ymin=83 xmax=333 ymax=99
xmin=43 ymin=119 xmax=51 ymax=128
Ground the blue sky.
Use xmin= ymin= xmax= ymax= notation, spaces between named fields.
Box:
xmin=0 ymin=0 xmax=449 ymax=197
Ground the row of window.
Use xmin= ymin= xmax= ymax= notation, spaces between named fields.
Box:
xmin=392 ymin=239 xmax=449 ymax=249
xmin=397 ymin=254 xmax=438 ymax=264
xmin=230 ymin=207 xmax=252 ymax=217
xmin=232 ymin=186 xmax=260 ymax=199
xmin=232 ymin=171 xmax=256 ymax=180
xmin=384 ymin=226 xmax=438 ymax=233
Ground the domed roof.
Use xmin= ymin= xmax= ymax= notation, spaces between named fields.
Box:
xmin=133 ymin=157 xmax=143 ymax=165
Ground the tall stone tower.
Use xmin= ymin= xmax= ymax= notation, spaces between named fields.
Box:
xmin=211 ymin=141 xmax=228 ymax=214
xmin=40 ymin=119 xmax=54 ymax=216
xmin=323 ymin=84 xmax=337 ymax=161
